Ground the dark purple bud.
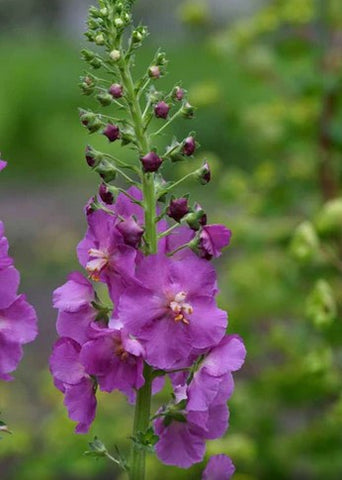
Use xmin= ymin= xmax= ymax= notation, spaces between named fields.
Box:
xmin=148 ymin=65 xmax=161 ymax=79
xmin=99 ymin=183 xmax=114 ymax=204
xmin=117 ymin=216 xmax=144 ymax=248
xmin=154 ymin=101 xmax=170 ymax=119
xmin=85 ymin=196 xmax=97 ymax=216
xmin=196 ymin=162 xmax=211 ymax=184
xmin=80 ymin=111 xmax=102 ymax=132
xmin=173 ymin=86 xmax=184 ymax=101
xmin=109 ymin=83 xmax=123 ymax=98
xmin=103 ymin=124 xmax=120 ymax=142
xmin=140 ymin=151 xmax=163 ymax=172
xmin=183 ymin=136 xmax=196 ymax=156
xmin=85 ymin=145 xmax=96 ymax=167
xmin=167 ymin=197 xmax=189 ymax=223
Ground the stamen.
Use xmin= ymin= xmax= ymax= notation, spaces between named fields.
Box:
xmin=169 ymin=291 xmax=193 ymax=326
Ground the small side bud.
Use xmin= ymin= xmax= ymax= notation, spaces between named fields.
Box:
xmin=183 ymin=136 xmax=196 ymax=156
xmin=167 ymin=197 xmax=189 ymax=223
xmin=185 ymin=207 xmax=206 ymax=231
xmin=196 ymin=162 xmax=211 ymax=184
xmin=181 ymin=102 xmax=195 ymax=119
xmin=99 ymin=183 xmax=117 ymax=204
xmin=173 ymin=86 xmax=185 ymax=101
xmin=140 ymin=152 xmax=163 ymax=172
xmin=103 ymin=124 xmax=120 ymax=142
xmin=95 ymin=160 xmax=117 ymax=183
xmin=109 ymin=49 xmax=121 ymax=62
xmin=154 ymin=101 xmax=170 ymax=119
xmin=114 ymin=18 xmax=124 ymax=29
xmin=117 ymin=217 xmax=144 ymax=248
xmin=290 ymin=221 xmax=319 ymax=262
xmin=81 ymin=49 xmax=95 ymax=61
xmin=85 ymin=145 xmax=101 ymax=167
xmin=89 ymin=57 xmax=102 ymax=69
xmin=148 ymin=66 xmax=161 ymax=79
xmin=80 ymin=111 xmax=102 ymax=133
xmin=97 ymin=93 xmax=113 ymax=106
xmin=109 ymin=83 xmax=124 ymax=98
xmin=95 ymin=34 xmax=105 ymax=45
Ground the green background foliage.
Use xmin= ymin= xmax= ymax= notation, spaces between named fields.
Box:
xmin=0 ymin=1 xmax=341 ymax=479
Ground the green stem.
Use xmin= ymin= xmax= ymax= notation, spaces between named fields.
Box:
xmin=117 ymin=50 xmax=157 ymax=480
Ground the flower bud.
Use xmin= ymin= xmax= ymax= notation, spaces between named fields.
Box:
xmin=80 ymin=111 xmax=102 ymax=132
xmin=181 ymin=102 xmax=195 ymax=119
xmin=167 ymin=197 xmax=189 ymax=223
xmin=85 ymin=145 xmax=98 ymax=167
xmin=89 ymin=58 xmax=102 ymax=69
xmin=97 ymin=93 xmax=113 ymax=106
xmin=196 ymin=162 xmax=211 ymax=184
xmin=95 ymin=160 xmax=117 ymax=183
xmin=85 ymin=196 xmax=97 ymax=216
xmin=103 ymin=124 xmax=120 ymax=142
xmin=99 ymin=183 xmax=114 ymax=204
xmin=132 ymin=30 xmax=143 ymax=43
xmin=109 ymin=49 xmax=121 ymax=62
xmin=95 ymin=34 xmax=105 ymax=45
xmin=316 ymin=198 xmax=342 ymax=234
xmin=114 ymin=18 xmax=124 ymax=29
xmin=183 ymin=136 xmax=196 ymax=156
xmin=80 ymin=76 xmax=95 ymax=95
xmin=156 ymin=52 xmax=167 ymax=66
xmin=306 ymin=279 xmax=337 ymax=328
xmin=290 ymin=221 xmax=319 ymax=262
xmin=185 ymin=206 xmax=206 ymax=230
xmin=117 ymin=217 xmax=144 ymax=248
xmin=0 ymin=154 xmax=7 ymax=172
xmin=100 ymin=7 xmax=108 ymax=17
xmin=173 ymin=86 xmax=185 ymax=101
xmin=154 ymin=101 xmax=170 ymax=119
xmin=194 ymin=202 xmax=207 ymax=226
xmin=140 ymin=152 xmax=163 ymax=172
xmin=148 ymin=66 xmax=161 ymax=79
xmin=81 ymin=49 xmax=95 ymax=61
xmin=109 ymin=83 xmax=123 ymax=99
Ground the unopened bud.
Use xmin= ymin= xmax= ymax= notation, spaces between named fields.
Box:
xmin=290 ymin=221 xmax=319 ymax=262
xmin=181 ymin=102 xmax=195 ymax=119
xmin=85 ymin=145 xmax=98 ymax=167
xmin=103 ymin=124 xmax=120 ymax=142
xmin=109 ymin=49 xmax=121 ymax=62
xmin=81 ymin=49 xmax=95 ymax=61
xmin=97 ymin=93 xmax=113 ymax=106
xmin=95 ymin=34 xmax=105 ymax=45
xmin=196 ymin=162 xmax=211 ymax=184
xmin=316 ymin=198 xmax=342 ymax=234
xmin=154 ymin=101 xmax=170 ymax=119
xmin=100 ymin=7 xmax=108 ymax=17
xmin=109 ymin=83 xmax=123 ymax=98
xmin=156 ymin=52 xmax=167 ymax=66
xmin=89 ymin=57 xmax=102 ymax=69
xmin=185 ymin=207 xmax=206 ymax=231
xmin=148 ymin=66 xmax=161 ymax=79
xmin=173 ymin=86 xmax=185 ymax=101
xmin=117 ymin=217 xmax=144 ymax=248
xmin=140 ymin=151 xmax=163 ymax=172
xmin=99 ymin=183 xmax=115 ymax=204
xmin=114 ymin=18 xmax=124 ymax=28
xmin=306 ymin=279 xmax=337 ymax=328
xmin=167 ymin=197 xmax=189 ymax=223
xmin=183 ymin=136 xmax=196 ymax=156
xmin=95 ymin=160 xmax=117 ymax=183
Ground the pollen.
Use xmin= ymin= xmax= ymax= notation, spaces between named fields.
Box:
xmin=169 ymin=291 xmax=193 ymax=325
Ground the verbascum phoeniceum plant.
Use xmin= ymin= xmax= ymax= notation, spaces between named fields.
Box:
xmin=50 ymin=1 xmax=246 ymax=479
xmin=0 ymin=157 xmax=38 ymax=434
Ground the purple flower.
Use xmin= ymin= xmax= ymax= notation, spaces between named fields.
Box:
xmin=116 ymin=216 xmax=144 ymax=248
xmin=173 ymin=86 xmax=184 ymax=101
xmin=202 ymin=455 xmax=235 ymax=480
xmin=103 ymin=124 xmax=120 ymax=142
xmin=77 ymin=209 xmax=137 ymax=303
xmin=117 ymin=252 xmax=227 ymax=369
xmin=53 ymin=272 xmax=98 ymax=345
xmin=80 ymin=327 xmax=145 ymax=402
xmin=0 ymin=222 xmax=20 ymax=310
xmin=0 ymin=295 xmax=38 ymax=380
xmin=167 ymin=197 xmax=189 ymax=223
xmin=154 ymin=101 xmax=170 ymax=119
xmin=148 ymin=65 xmax=161 ymax=79
xmin=140 ymin=152 xmax=163 ymax=173
xmin=199 ymin=225 xmax=232 ymax=259
xmin=196 ymin=162 xmax=211 ymax=184
xmin=0 ymin=159 xmax=7 ymax=171
xmin=50 ymin=337 xmax=97 ymax=433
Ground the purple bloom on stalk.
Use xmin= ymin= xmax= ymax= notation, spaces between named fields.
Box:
xmin=103 ymin=123 xmax=120 ymax=142
xmin=154 ymin=101 xmax=170 ymax=119
xmin=117 ymin=216 xmax=144 ymax=248
xmin=173 ymin=86 xmax=184 ymax=101
xmin=117 ymin=252 xmax=227 ymax=369
xmin=50 ymin=337 xmax=97 ymax=433
xmin=0 ymin=222 xmax=20 ymax=310
xmin=77 ymin=210 xmax=137 ymax=304
xmin=0 ymin=295 xmax=38 ymax=380
xmin=199 ymin=225 xmax=232 ymax=259
xmin=109 ymin=83 xmax=123 ymax=98
xmin=183 ymin=136 xmax=196 ymax=156
xmin=202 ymin=455 xmax=235 ymax=480
xmin=80 ymin=327 xmax=145 ymax=403
xmin=0 ymin=159 xmax=7 ymax=171
xmin=53 ymin=272 xmax=98 ymax=345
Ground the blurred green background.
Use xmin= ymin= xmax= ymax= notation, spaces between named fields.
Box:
xmin=1 ymin=0 xmax=342 ymax=479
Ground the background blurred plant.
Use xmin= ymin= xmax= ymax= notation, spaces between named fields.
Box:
xmin=0 ymin=0 xmax=341 ymax=479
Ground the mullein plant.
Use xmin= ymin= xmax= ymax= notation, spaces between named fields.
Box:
xmin=0 ymin=157 xmax=38 ymax=433
xmin=50 ymin=1 xmax=246 ymax=479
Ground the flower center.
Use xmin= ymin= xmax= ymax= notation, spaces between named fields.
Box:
xmin=169 ymin=291 xmax=193 ymax=325
xmin=113 ymin=338 xmax=129 ymax=361
xmin=86 ymin=248 xmax=110 ymax=281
